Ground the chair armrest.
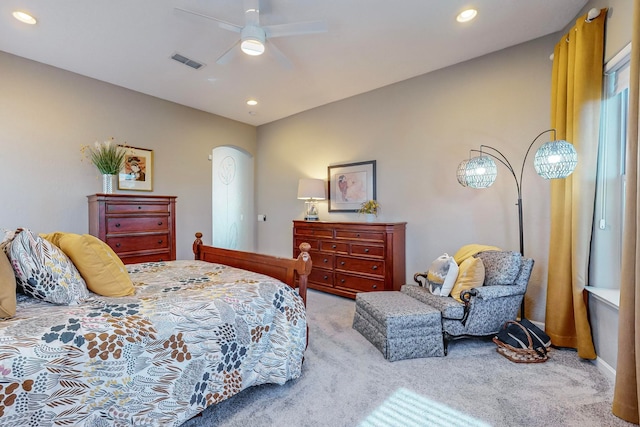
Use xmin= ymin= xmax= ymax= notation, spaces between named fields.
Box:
xmin=461 ymin=284 xmax=526 ymax=301
xmin=414 ymin=272 xmax=428 ymax=287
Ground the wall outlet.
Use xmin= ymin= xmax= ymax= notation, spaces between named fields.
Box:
xmin=257 ymin=214 xmax=266 ymax=222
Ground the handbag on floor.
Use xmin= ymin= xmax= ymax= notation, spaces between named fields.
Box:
xmin=492 ymin=319 xmax=552 ymax=363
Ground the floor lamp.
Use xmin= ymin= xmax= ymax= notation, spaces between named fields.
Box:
xmin=456 ymin=129 xmax=578 ymax=317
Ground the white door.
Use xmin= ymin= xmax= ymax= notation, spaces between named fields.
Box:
xmin=212 ymin=146 xmax=255 ymax=251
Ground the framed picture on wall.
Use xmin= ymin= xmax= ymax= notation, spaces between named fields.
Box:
xmin=328 ymin=160 xmax=376 ymax=212
xmin=118 ymin=146 xmax=153 ymax=191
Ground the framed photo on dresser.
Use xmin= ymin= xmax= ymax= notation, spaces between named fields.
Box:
xmin=328 ymin=160 xmax=376 ymax=212
xmin=118 ymin=146 xmax=153 ymax=191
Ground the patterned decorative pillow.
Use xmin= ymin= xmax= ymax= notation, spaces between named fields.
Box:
xmin=8 ymin=229 xmax=90 ymax=305
xmin=475 ymin=250 xmax=522 ymax=286
xmin=425 ymin=253 xmax=459 ymax=296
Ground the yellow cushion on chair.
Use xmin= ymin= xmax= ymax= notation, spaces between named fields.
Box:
xmin=450 ymin=256 xmax=485 ymax=303
xmin=41 ymin=232 xmax=134 ymax=297
xmin=453 ymin=244 xmax=501 ymax=265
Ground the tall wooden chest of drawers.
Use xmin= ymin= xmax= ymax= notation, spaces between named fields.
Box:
xmin=88 ymin=194 xmax=177 ymax=264
xmin=293 ymin=220 xmax=406 ymax=299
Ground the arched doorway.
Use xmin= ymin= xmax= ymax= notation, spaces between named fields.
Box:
xmin=211 ymin=146 xmax=255 ymax=251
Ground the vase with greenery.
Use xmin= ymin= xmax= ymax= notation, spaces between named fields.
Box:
xmin=358 ymin=200 xmax=381 ymax=222
xmin=81 ymin=138 xmax=127 ymax=193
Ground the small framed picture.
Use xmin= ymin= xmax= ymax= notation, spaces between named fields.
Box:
xmin=328 ymin=160 xmax=376 ymax=212
xmin=118 ymin=146 xmax=153 ymax=191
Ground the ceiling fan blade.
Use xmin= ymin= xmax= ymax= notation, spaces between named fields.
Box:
xmin=174 ymin=7 xmax=242 ymax=32
xmin=264 ymin=20 xmax=327 ymax=38
xmin=267 ymin=41 xmax=293 ymax=69
xmin=216 ymin=40 xmax=240 ymax=65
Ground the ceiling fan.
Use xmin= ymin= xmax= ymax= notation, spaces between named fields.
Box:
xmin=175 ymin=0 xmax=327 ymax=68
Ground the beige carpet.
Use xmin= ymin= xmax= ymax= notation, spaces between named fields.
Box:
xmin=182 ymin=290 xmax=632 ymax=427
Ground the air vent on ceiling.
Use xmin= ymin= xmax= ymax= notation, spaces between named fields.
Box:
xmin=170 ymin=53 xmax=205 ymax=70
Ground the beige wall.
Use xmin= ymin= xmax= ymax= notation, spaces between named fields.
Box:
xmin=256 ymin=34 xmax=557 ymax=322
xmin=0 ymin=51 xmax=256 ymax=260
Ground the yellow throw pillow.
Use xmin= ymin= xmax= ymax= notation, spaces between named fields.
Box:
xmin=450 ymin=257 xmax=485 ymax=303
xmin=41 ymin=233 xmax=134 ymax=297
xmin=453 ymin=244 xmax=502 ymax=265
xmin=0 ymin=248 xmax=17 ymax=318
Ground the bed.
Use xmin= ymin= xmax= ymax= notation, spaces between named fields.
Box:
xmin=0 ymin=231 xmax=312 ymax=426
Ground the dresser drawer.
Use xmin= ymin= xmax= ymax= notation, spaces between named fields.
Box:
xmin=119 ymin=251 xmax=172 ymax=264
xmin=107 ymin=234 xmax=170 ymax=253
xmin=313 ymin=252 xmax=335 ymax=269
xmin=335 ymin=273 xmax=384 ymax=292
xmin=309 ymin=269 xmax=334 ymax=286
xmin=335 ymin=230 xmax=385 ymax=242
xmin=319 ymin=241 xmax=349 ymax=253
xmin=350 ymin=244 xmax=384 ymax=258
xmin=106 ymin=216 xmax=170 ymax=233
xmin=336 ymin=256 xmax=384 ymax=277
xmin=106 ymin=203 xmax=169 ymax=214
xmin=295 ymin=237 xmax=320 ymax=251
xmin=295 ymin=227 xmax=333 ymax=238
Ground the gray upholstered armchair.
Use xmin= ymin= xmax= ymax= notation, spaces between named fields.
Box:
xmin=401 ymin=250 xmax=534 ymax=352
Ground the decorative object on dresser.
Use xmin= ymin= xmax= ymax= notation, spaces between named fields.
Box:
xmin=88 ymin=194 xmax=176 ymax=264
xmin=328 ymin=160 xmax=376 ymax=212
xmin=118 ymin=146 xmax=153 ymax=191
xmin=293 ymin=220 xmax=406 ymax=298
xmin=297 ymin=178 xmax=326 ymax=221
xmin=80 ymin=138 xmax=128 ymax=194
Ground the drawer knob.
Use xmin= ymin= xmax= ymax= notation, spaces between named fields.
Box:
xmin=323 ymin=275 xmax=328 ymax=280
xmin=115 ymin=243 xmax=121 ymax=248
xmin=356 ymin=233 xmax=361 ymax=237
xmin=115 ymin=223 xmax=121 ymax=228
xmin=341 ymin=279 xmax=345 ymax=283
xmin=372 ymin=284 xmax=377 ymax=289
xmin=138 ymin=206 xmax=142 ymax=210
xmin=323 ymin=258 xmax=329 ymax=263
xmin=372 ymin=265 xmax=378 ymax=270
xmin=332 ymin=244 xmax=337 ymax=249
xmin=158 ymin=240 xmax=163 ymax=244
xmin=364 ymin=248 xmax=370 ymax=253
xmin=340 ymin=261 xmax=345 ymax=266
xmin=158 ymin=221 xmax=163 ymax=226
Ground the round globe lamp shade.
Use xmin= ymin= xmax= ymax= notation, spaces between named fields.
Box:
xmin=534 ymin=140 xmax=578 ymax=179
xmin=465 ymin=156 xmax=497 ymax=189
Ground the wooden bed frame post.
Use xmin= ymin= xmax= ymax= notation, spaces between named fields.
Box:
xmin=192 ymin=233 xmax=312 ymax=307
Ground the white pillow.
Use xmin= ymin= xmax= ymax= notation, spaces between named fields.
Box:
xmin=425 ymin=253 xmax=459 ymax=296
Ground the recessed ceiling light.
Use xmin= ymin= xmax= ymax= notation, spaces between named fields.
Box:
xmin=456 ymin=9 xmax=477 ymax=23
xmin=13 ymin=11 xmax=37 ymax=25
xmin=247 ymin=99 xmax=258 ymax=106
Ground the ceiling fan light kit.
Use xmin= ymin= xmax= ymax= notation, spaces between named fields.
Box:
xmin=176 ymin=0 xmax=327 ymax=67
xmin=240 ymin=26 xmax=266 ymax=56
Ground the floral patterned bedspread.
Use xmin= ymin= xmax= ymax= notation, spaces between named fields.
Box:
xmin=0 ymin=260 xmax=307 ymax=426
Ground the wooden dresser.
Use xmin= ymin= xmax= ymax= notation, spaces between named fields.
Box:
xmin=293 ymin=220 xmax=406 ymax=299
xmin=88 ymin=194 xmax=177 ymax=264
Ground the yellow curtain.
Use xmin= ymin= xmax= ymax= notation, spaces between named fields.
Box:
xmin=612 ymin=1 xmax=640 ymax=423
xmin=545 ymin=10 xmax=607 ymax=359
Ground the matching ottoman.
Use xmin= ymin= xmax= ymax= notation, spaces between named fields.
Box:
xmin=352 ymin=291 xmax=444 ymax=361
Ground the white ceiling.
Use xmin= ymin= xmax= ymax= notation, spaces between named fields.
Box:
xmin=1 ymin=0 xmax=589 ymax=126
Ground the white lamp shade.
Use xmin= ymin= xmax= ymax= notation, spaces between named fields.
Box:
xmin=465 ymin=156 xmax=497 ymax=189
xmin=534 ymin=140 xmax=578 ymax=179
xmin=297 ymin=178 xmax=326 ymax=200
